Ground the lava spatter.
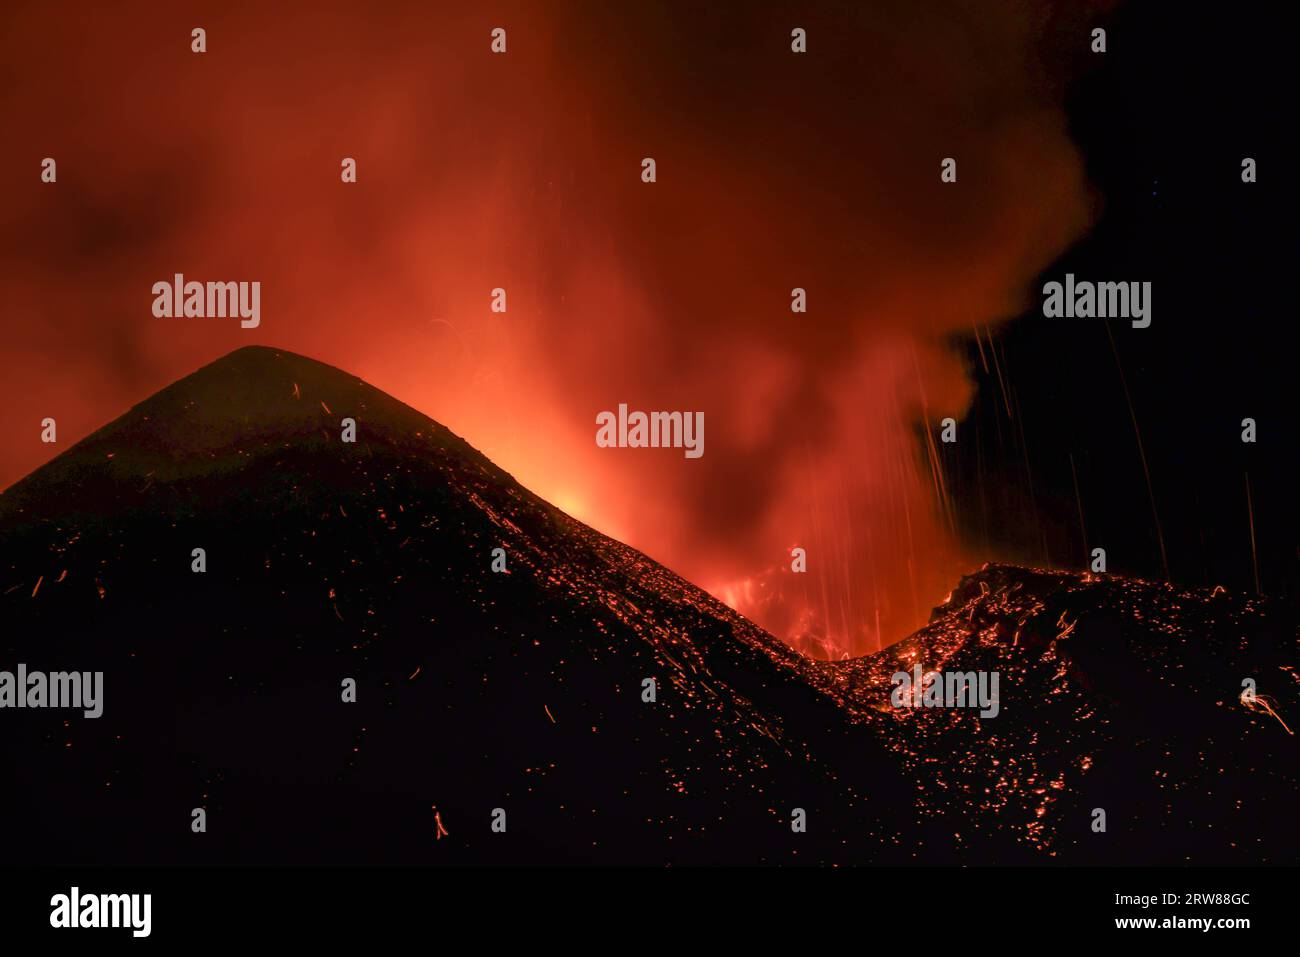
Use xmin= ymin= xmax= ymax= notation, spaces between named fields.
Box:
xmin=0 ymin=348 xmax=1293 ymax=865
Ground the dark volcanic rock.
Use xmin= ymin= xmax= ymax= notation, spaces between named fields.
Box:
xmin=0 ymin=346 xmax=901 ymax=864
xmin=1 ymin=347 xmax=1294 ymax=865
xmin=828 ymin=564 xmax=1299 ymax=863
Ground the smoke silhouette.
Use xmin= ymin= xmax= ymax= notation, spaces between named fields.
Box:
xmin=0 ymin=0 xmax=1101 ymax=654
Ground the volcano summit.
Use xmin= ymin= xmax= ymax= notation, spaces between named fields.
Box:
xmin=0 ymin=347 xmax=1294 ymax=865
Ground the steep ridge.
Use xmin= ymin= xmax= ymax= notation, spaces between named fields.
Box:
xmin=0 ymin=346 xmax=902 ymax=864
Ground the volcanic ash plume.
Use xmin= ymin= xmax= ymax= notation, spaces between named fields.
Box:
xmin=0 ymin=1 xmax=1097 ymax=655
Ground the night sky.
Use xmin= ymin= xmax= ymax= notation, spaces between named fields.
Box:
xmin=949 ymin=0 xmax=1296 ymax=600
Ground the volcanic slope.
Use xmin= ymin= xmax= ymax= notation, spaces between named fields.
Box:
xmin=828 ymin=564 xmax=1298 ymax=864
xmin=0 ymin=345 xmax=906 ymax=864
xmin=2 ymin=346 xmax=1293 ymax=864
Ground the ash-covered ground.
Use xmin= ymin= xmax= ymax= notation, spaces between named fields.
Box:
xmin=1 ymin=347 xmax=1294 ymax=864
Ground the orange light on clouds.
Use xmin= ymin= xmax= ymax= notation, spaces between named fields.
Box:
xmin=0 ymin=1 xmax=1095 ymax=657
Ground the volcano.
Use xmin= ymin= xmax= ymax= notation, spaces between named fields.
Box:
xmin=1 ymin=346 xmax=1295 ymax=865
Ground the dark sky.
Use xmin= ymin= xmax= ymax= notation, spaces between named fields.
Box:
xmin=0 ymin=0 xmax=1291 ymax=655
xmin=947 ymin=0 xmax=1297 ymax=600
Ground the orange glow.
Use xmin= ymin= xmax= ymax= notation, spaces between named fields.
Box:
xmin=0 ymin=3 xmax=1092 ymax=657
